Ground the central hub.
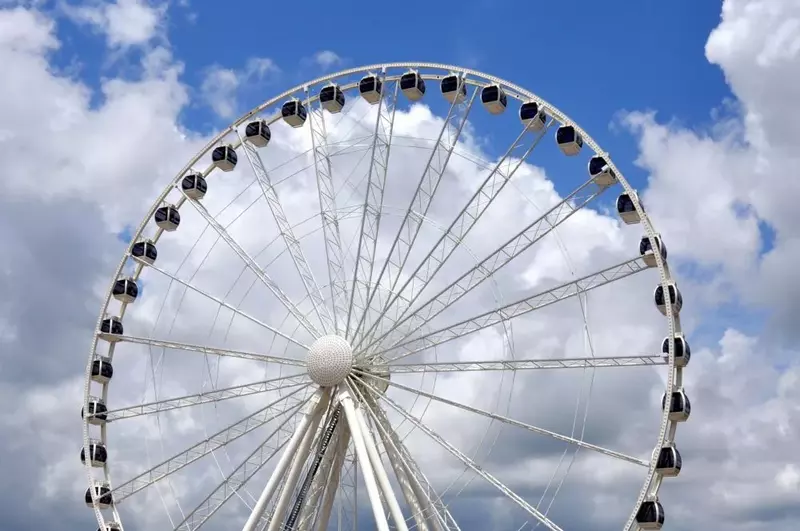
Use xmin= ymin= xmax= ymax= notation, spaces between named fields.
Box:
xmin=306 ymin=335 xmax=354 ymax=387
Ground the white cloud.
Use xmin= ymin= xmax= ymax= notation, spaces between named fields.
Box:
xmin=63 ymin=0 xmax=165 ymax=48
xmin=313 ymin=50 xmax=342 ymax=70
xmin=200 ymin=57 xmax=280 ymax=118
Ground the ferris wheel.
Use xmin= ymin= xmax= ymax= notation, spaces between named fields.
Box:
xmin=82 ymin=62 xmax=690 ymax=531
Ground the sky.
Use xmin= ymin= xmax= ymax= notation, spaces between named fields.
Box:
xmin=0 ymin=0 xmax=799 ymax=530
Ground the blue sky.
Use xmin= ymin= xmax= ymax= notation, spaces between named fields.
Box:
xmin=53 ymin=0 xmax=728 ymax=189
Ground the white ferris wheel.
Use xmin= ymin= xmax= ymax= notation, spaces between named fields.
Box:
xmin=82 ymin=63 xmax=690 ymax=531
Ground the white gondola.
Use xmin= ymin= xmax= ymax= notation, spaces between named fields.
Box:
xmin=281 ymin=98 xmax=307 ymax=128
xmin=639 ymin=234 xmax=667 ymax=267
xmin=112 ymin=277 xmax=138 ymax=304
xmin=131 ymin=238 xmax=157 ymax=265
xmin=635 ymin=500 xmax=665 ymax=530
xmin=211 ymin=145 xmax=238 ymax=172
xmin=441 ymin=73 xmax=467 ymax=104
xmin=181 ymin=172 xmax=207 ymax=200
xmin=654 ymin=445 xmax=682 ymax=477
xmin=91 ymin=357 xmax=113 ymax=384
xmin=82 ymin=397 xmax=108 ymax=426
xmin=654 ymin=282 xmax=683 ymax=316
xmin=320 ymin=84 xmax=346 ymax=113
xmin=556 ymin=124 xmax=583 ymax=156
xmin=359 ymin=74 xmax=383 ymax=104
xmin=99 ymin=316 xmax=123 ymax=342
xmin=154 ymin=204 xmax=180 ymax=231
xmin=245 ymin=119 xmax=271 ymax=147
xmin=98 ymin=523 xmax=122 ymax=531
xmin=661 ymin=334 xmax=691 ymax=368
xmin=616 ymin=192 xmax=641 ymax=224
xmin=85 ymin=482 xmax=113 ymax=509
xmin=400 ymin=70 xmax=426 ymax=101
xmin=588 ymin=155 xmax=617 ymax=186
xmin=661 ymin=388 xmax=691 ymax=422
xmin=80 ymin=440 xmax=108 ymax=467
xmin=481 ymin=84 xmax=507 ymax=115
xmin=519 ymin=101 xmax=547 ymax=131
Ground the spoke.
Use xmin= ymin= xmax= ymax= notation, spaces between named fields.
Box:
xmin=307 ymin=87 xmax=348 ymax=335
xmin=117 ymin=335 xmax=307 ymax=367
xmin=112 ymin=384 xmax=311 ymax=503
xmin=366 ymin=179 xmax=610 ymax=354
xmin=376 ymin=256 xmax=650 ymax=362
xmin=144 ymin=263 xmax=307 ymax=350
xmin=174 ymin=399 xmax=304 ymax=531
xmin=353 ymin=82 xmax=479 ymax=347
xmin=105 ymin=374 xmax=309 ymax=421
xmin=366 ymin=120 xmax=554 ymax=350
xmin=351 ymin=381 xmax=457 ymax=531
xmin=346 ymin=74 xmax=399 ymax=339
xmin=236 ymin=128 xmax=335 ymax=334
xmin=362 ymin=372 xmax=648 ymax=467
xmin=363 ymin=381 xmax=563 ymax=531
xmin=377 ymin=355 xmax=666 ymax=374
xmin=183 ymin=190 xmax=321 ymax=337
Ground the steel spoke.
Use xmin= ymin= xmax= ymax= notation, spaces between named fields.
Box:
xmin=346 ymin=73 xmax=399 ymax=339
xmin=144 ymin=263 xmax=308 ymax=350
xmin=111 ymin=384 xmax=311 ymax=503
xmin=377 ymin=355 xmax=665 ymax=373
xmin=105 ymin=374 xmax=309 ymax=421
xmin=117 ymin=335 xmax=307 ymax=367
xmin=182 ymin=190 xmax=321 ymax=337
xmin=367 ymin=179 xmax=610 ymax=354
xmin=353 ymin=82 xmax=479 ymax=347
xmin=361 ymin=372 xmax=648 ymax=467
xmin=307 ymin=87 xmax=348 ymax=335
xmin=365 ymin=120 xmax=553 ymax=349
xmin=376 ymin=256 xmax=650 ymax=362
xmin=174 ymin=401 xmax=304 ymax=531
xmin=236 ymin=128 xmax=335 ymax=335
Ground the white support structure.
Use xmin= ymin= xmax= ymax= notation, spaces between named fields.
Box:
xmin=307 ymin=87 xmax=348 ymax=334
xmin=346 ymin=72 xmax=399 ymax=339
xmin=363 ymin=119 xmax=553 ymax=348
xmin=337 ymin=388 xmax=391 ymax=531
xmin=236 ymin=128 xmax=335 ymax=334
xmin=313 ymin=426 xmax=351 ymax=531
xmin=377 ymin=256 xmax=650 ymax=362
xmin=182 ymin=194 xmax=322 ymax=338
xmin=295 ymin=424 xmax=350 ymax=531
xmin=351 ymin=389 xmax=409 ymax=531
xmin=266 ymin=400 xmax=329 ymax=531
xmin=241 ymin=390 xmax=327 ymax=531
xmin=353 ymin=82 xmax=479 ymax=347
xmin=363 ymin=178 xmax=610 ymax=354
xmin=359 ymin=392 xmax=451 ymax=531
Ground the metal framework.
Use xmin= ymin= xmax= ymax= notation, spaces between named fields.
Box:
xmin=83 ymin=63 xmax=686 ymax=531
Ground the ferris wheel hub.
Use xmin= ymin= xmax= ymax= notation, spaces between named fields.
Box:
xmin=306 ymin=334 xmax=354 ymax=387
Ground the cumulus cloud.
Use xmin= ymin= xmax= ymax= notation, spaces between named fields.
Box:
xmin=0 ymin=1 xmax=798 ymax=531
xmin=201 ymin=57 xmax=280 ymax=118
xmin=314 ymin=50 xmax=343 ymax=70
xmin=62 ymin=0 xmax=166 ymax=48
